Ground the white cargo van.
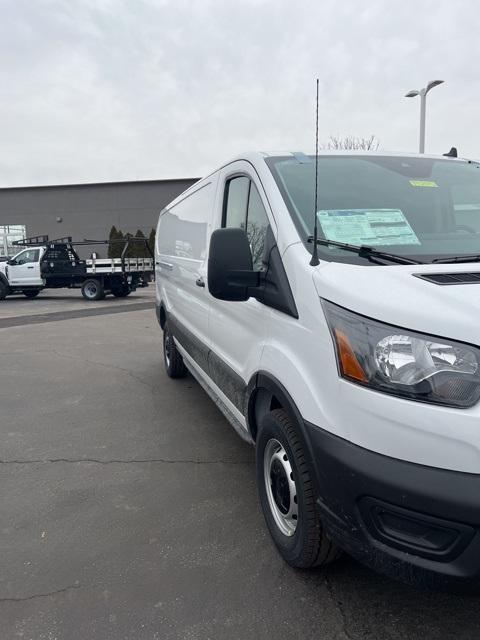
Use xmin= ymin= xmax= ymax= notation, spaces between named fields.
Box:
xmin=155 ymin=151 xmax=480 ymax=589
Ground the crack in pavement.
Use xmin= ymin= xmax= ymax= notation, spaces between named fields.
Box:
xmin=324 ymin=574 xmax=356 ymax=640
xmin=0 ymin=583 xmax=81 ymax=603
xmin=0 ymin=457 xmax=253 ymax=465
xmin=50 ymin=348 xmax=157 ymax=393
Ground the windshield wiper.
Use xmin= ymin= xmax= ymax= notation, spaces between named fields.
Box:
xmin=307 ymin=236 xmax=423 ymax=265
xmin=432 ymin=254 xmax=480 ymax=264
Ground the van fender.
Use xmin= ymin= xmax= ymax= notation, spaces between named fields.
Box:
xmin=156 ymin=300 xmax=167 ymax=329
xmin=246 ymin=370 xmax=324 ymax=491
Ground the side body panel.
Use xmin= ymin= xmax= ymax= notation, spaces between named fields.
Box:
xmin=207 ymin=161 xmax=276 ymax=413
xmin=156 ymin=177 xmax=219 ymax=369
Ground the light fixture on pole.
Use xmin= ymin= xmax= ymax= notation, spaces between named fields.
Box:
xmin=405 ymin=80 xmax=444 ymax=154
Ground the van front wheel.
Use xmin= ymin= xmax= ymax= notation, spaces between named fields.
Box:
xmin=23 ymin=289 xmax=41 ymax=298
xmin=163 ymin=323 xmax=187 ymax=378
xmin=256 ymin=409 xmax=341 ymax=569
xmin=0 ymin=280 xmax=9 ymax=300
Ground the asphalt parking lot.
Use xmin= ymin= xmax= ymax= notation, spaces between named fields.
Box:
xmin=1 ymin=289 xmax=480 ymax=639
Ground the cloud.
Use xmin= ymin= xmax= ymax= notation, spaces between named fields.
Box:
xmin=1 ymin=0 xmax=479 ymax=186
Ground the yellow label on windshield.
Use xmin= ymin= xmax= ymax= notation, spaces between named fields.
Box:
xmin=409 ymin=179 xmax=438 ymax=188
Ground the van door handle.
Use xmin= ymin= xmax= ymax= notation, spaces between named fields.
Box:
xmin=195 ymin=277 xmax=205 ymax=288
xmin=27 ymin=266 xmax=34 ymax=269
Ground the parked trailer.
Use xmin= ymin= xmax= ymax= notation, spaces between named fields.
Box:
xmin=0 ymin=235 xmax=154 ymax=301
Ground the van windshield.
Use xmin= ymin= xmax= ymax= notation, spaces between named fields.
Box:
xmin=266 ymin=155 xmax=480 ymax=265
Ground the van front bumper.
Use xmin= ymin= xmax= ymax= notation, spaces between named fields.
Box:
xmin=305 ymin=421 xmax=480 ymax=590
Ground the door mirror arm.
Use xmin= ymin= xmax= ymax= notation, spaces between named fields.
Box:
xmin=225 ymin=269 xmax=264 ymax=301
xmin=227 ymin=269 xmax=261 ymax=288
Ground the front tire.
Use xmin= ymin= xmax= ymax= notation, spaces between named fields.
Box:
xmin=256 ymin=409 xmax=341 ymax=569
xmin=81 ymin=279 xmax=105 ymax=301
xmin=163 ymin=322 xmax=187 ymax=378
xmin=23 ymin=289 xmax=41 ymax=298
xmin=111 ymin=283 xmax=131 ymax=298
xmin=0 ymin=280 xmax=9 ymax=300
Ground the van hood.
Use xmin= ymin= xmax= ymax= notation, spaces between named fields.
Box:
xmin=313 ymin=261 xmax=480 ymax=345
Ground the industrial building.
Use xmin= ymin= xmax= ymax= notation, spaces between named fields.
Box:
xmin=0 ymin=177 xmax=198 ymax=258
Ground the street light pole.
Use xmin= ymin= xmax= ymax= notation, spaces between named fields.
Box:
xmin=419 ymin=89 xmax=426 ymax=154
xmin=405 ymin=80 xmax=444 ymax=154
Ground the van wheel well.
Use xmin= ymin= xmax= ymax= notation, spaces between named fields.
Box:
xmin=249 ymin=388 xmax=284 ymax=441
xmin=159 ymin=305 xmax=166 ymax=330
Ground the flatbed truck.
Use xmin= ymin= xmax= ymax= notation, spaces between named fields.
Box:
xmin=0 ymin=235 xmax=154 ymax=301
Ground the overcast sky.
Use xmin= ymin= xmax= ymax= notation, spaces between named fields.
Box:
xmin=1 ymin=0 xmax=479 ymax=187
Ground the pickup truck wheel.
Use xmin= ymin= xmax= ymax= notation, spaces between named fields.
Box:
xmin=163 ymin=323 xmax=187 ymax=378
xmin=256 ymin=409 xmax=341 ymax=569
xmin=81 ymin=279 xmax=105 ymax=301
xmin=111 ymin=284 xmax=131 ymax=297
xmin=0 ymin=280 xmax=9 ymax=300
xmin=23 ymin=289 xmax=41 ymax=298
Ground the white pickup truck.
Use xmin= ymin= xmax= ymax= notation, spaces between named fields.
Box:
xmin=0 ymin=236 xmax=154 ymax=301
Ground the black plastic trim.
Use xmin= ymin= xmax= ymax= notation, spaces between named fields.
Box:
xmin=167 ymin=313 xmax=210 ymax=375
xmin=166 ymin=311 xmax=247 ymax=413
xmin=414 ymin=272 xmax=480 ymax=285
xmin=258 ymin=227 xmax=298 ymax=318
xmin=208 ymin=350 xmax=247 ymax=412
xmin=246 ymin=372 xmax=320 ymax=477
xmin=358 ymin=496 xmax=474 ymax=562
xmin=304 ymin=420 xmax=480 ymax=585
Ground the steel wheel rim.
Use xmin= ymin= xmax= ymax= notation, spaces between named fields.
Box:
xmin=264 ymin=438 xmax=298 ymax=537
xmin=85 ymin=283 xmax=97 ymax=298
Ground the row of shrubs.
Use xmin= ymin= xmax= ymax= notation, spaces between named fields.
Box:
xmin=107 ymin=226 xmax=155 ymax=258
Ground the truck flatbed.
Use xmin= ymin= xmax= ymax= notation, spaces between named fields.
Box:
xmin=86 ymin=257 xmax=154 ymax=274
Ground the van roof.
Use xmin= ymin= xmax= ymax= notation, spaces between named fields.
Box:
xmin=238 ymin=150 xmax=471 ymax=161
xmin=165 ymin=150 xmax=474 ymax=210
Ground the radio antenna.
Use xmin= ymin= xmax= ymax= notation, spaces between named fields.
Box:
xmin=310 ymin=78 xmax=320 ymax=266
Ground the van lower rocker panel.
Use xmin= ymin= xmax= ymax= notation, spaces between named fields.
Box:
xmin=207 ymin=350 xmax=247 ymax=414
xmin=175 ymin=342 xmax=252 ymax=444
xmin=167 ymin=314 xmax=210 ymax=374
xmin=167 ymin=312 xmax=248 ymax=415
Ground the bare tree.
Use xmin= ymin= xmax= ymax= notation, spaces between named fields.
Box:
xmin=247 ymin=222 xmax=268 ymax=269
xmin=323 ymin=134 xmax=380 ymax=151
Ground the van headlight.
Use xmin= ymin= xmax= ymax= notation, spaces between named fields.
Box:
xmin=322 ymin=300 xmax=480 ymax=408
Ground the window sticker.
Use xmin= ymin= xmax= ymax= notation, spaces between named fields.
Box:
xmin=409 ymin=179 xmax=438 ymax=188
xmin=318 ymin=209 xmax=421 ymax=246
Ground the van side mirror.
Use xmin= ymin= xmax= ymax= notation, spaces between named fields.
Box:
xmin=208 ymin=228 xmax=260 ymax=301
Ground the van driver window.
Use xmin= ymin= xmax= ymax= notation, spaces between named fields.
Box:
xmin=224 ymin=176 xmax=269 ymax=270
xmin=224 ymin=177 xmax=250 ymax=230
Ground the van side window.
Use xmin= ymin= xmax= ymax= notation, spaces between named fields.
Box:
xmin=224 ymin=177 xmax=269 ymax=270
xmin=157 ymin=183 xmax=212 ymax=260
xmin=224 ymin=177 xmax=250 ymax=230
